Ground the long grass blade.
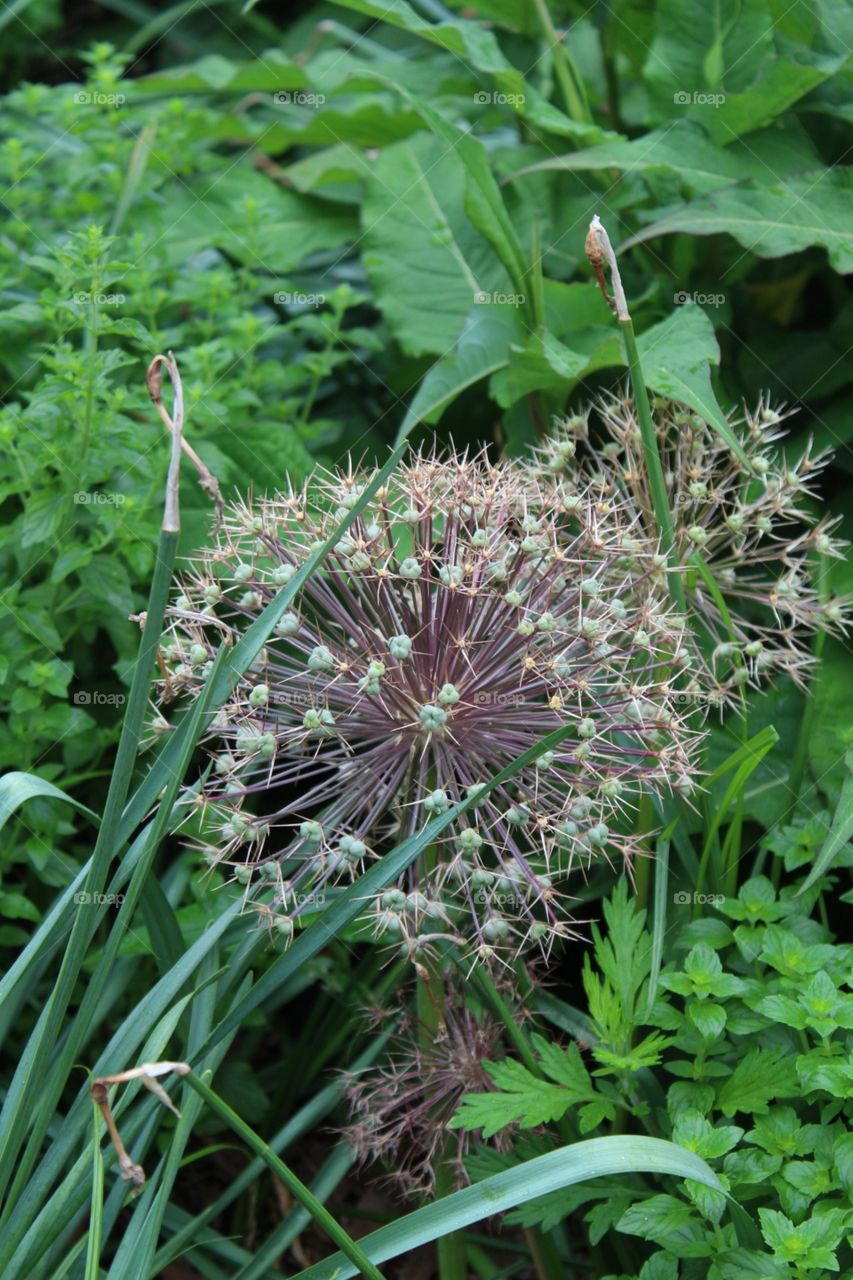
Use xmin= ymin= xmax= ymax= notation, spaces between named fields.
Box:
xmin=290 ymin=1135 xmax=759 ymax=1279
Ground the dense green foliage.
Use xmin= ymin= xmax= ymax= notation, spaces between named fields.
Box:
xmin=0 ymin=2 xmax=850 ymax=1278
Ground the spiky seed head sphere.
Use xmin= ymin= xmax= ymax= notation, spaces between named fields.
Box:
xmin=345 ymin=993 xmax=505 ymax=1198
xmin=530 ymin=394 xmax=849 ymax=709
xmin=161 ymin=450 xmax=699 ymax=962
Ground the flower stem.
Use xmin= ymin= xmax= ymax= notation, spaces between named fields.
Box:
xmin=771 ymin=554 xmax=831 ymax=888
xmin=619 ymin=318 xmax=686 ymax=614
xmin=416 ymin=841 xmax=467 ymax=1280
xmin=531 ymin=0 xmax=591 ymax=123
xmin=585 ymin=217 xmax=685 ymax=614
xmin=184 ymin=1071 xmax=387 ymax=1280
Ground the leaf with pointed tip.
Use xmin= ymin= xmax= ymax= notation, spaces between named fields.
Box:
xmin=290 ymin=1135 xmax=758 ymax=1278
xmin=623 ymin=171 xmax=853 ymax=275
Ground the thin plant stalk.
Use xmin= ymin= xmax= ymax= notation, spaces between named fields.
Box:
xmin=531 ymin=0 xmax=591 ymax=124
xmin=84 ymin=1100 xmax=105 ymax=1280
xmin=183 ymin=1071 xmax=388 ymax=1280
xmin=771 ymin=554 xmax=832 ymax=888
xmin=416 ymin=839 xmax=467 ymax=1280
xmin=585 ymin=216 xmax=686 ymax=614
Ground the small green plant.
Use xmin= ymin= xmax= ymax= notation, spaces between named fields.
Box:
xmin=452 ymin=869 xmax=853 ymax=1278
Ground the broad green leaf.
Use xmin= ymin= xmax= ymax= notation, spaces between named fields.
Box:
xmin=488 ymin=280 xmax=619 ymax=409
xmin=441 ymin=0 xmax=539 ymax=35
xmin=210 ymin=420 xmax=316 ymax=491
xmin=291 ymin=1135 xmax=758 ymax=1277
xmin=367 ymin=78 xmax=529 ymax=297
xmin=623 ymin=170 xmax=853 ymax=275
xmin=644 ymin=0 xmax=774 ymax=113
xmin=282 ymin=143 xmax=377 ymax=193
xmin=206 ymin=97 xmax=423 ymax=150
xmin=397 ymin=305 xmax=524 ymax=440
xmin=491 ymin=327 xmax=620 ymax=409
xmin=509 ymin=121 xmax=763 ymax=194
xmin=134 ymin=51 xmax=308 ymax=94
xmin=633 ymin=308 xmax=747 ymax=462
xmin=18 ymin=492 xmax=64 ymax=548
xmin=327 ymin=0 xmax=611 ymax=142
xmin=362 ymin=132 xmax=512 ymax=355
xmin=705 ymin=53 xmax=843 ymax=141
xmin=0 ymin=771 xmax=98 ymax=832
xmin=135 ymin=168 xmax=357 ymax=272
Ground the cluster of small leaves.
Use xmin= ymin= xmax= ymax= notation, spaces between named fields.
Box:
xmin=0 ymin=43 xmax=384 ymax=887
xmin=530 ymin=396 xmax=849 ymax=711
xmin=454 ymin=871 xmax=853 ymax=1278
xmin=161 ymin=452 xmax=700 ymax=960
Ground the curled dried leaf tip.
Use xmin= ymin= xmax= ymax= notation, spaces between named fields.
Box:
xmin=586 ymin=215 xmax=630 ymax=322
xmin=90 ymin=1060 xmax=190 ymax=1186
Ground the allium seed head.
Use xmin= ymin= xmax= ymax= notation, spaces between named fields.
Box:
xmin=161 ymin=450 xmax=699 ymax=959
xmin=530 ymin=393 xmax=849 ymax=708
xmin=344 ymin=992 xmax=506 ymax=1197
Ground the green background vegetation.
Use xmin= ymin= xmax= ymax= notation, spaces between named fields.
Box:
xmin=0 ymin=2 xmax=851 ymax=1278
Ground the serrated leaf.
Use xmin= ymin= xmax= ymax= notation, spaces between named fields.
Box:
xmin=617 ymin=1193 xmax=701 ymax=1250
xmin=716 ymin=1047 xmax=799 ymax=1117
xmin=533 ymin=1035 xmax=594 ymax=1093
xmin=452 ymin=1060 xmax=573 ymax=1136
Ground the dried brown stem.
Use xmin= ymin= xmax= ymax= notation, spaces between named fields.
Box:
xmin=90 ymin=1060 xmax=190 ymax=1186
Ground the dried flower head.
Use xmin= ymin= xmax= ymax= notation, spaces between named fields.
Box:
xmin=530 ymin=394 xmax=848 ymax=708
xmin=344 ymin=995 xmax=505 ymax=1198
xmin=160 ymin=450 xmax=698 ymax=960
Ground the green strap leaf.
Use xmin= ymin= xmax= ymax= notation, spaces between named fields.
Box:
xmin=291 ymin=1135 xmax=759 ymax=1278
xmin=0 ymin=771 xmax=98 ymax=832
